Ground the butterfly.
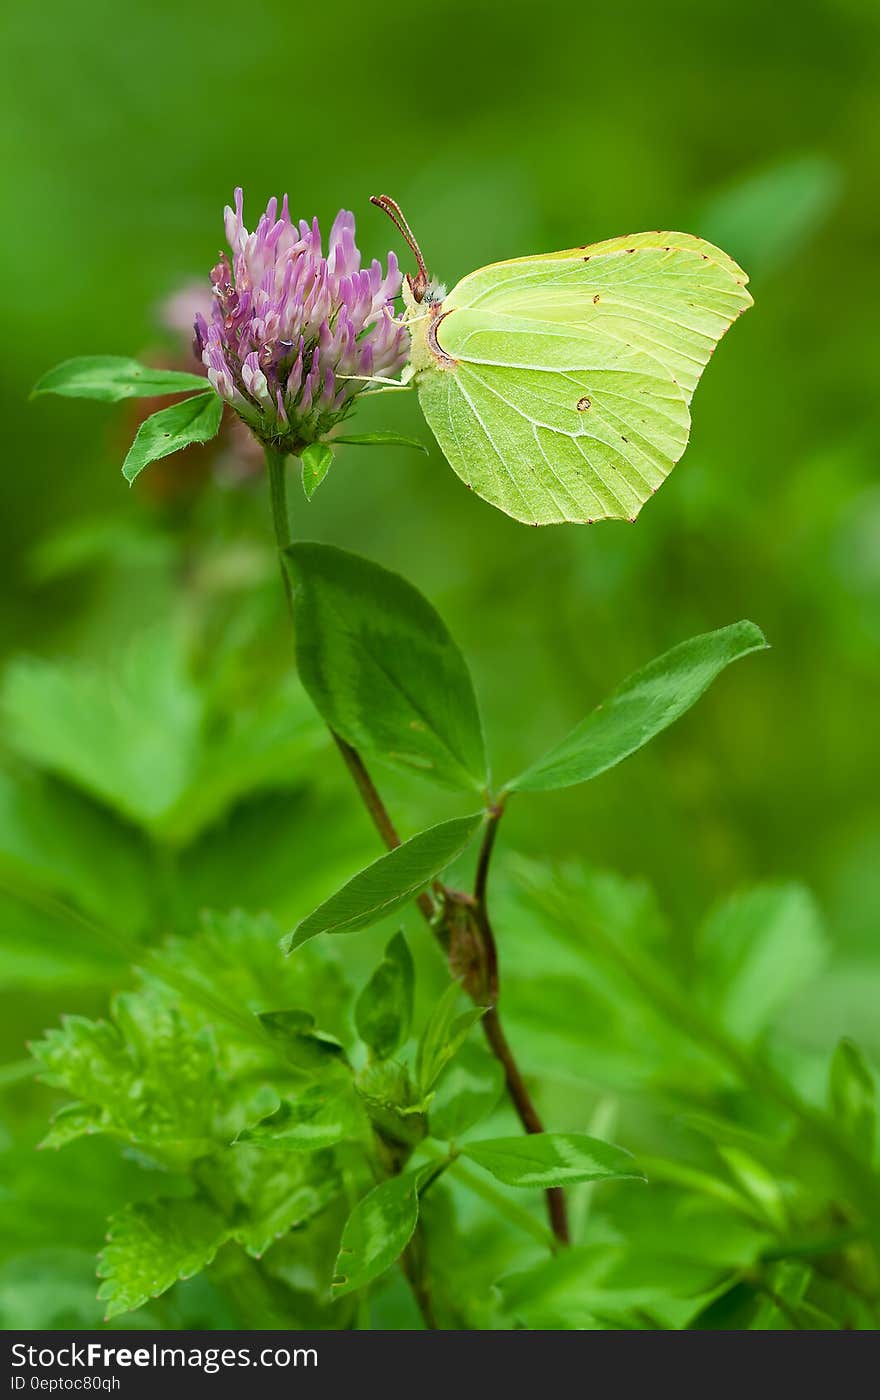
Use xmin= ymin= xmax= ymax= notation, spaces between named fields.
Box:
xmin=371 ymin=196 xmax=752 ymax=526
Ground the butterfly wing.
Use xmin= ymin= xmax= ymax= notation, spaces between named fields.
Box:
xmin=415 ymin=232 xmax=751 ymax=525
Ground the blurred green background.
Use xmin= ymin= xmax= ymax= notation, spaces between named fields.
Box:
xmin=1 ymin=0 xmax=879 ymax=1328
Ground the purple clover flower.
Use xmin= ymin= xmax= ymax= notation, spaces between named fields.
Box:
xmin=195 ymin=189 xmax=409 ymax=452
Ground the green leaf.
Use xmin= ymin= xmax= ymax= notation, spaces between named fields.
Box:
xmin=697 ymin=884 xmax=828 ymax=1043
xmin=217 ymin=1146 xmax=341 ymax=1258
xmin=1 ymin=630 xmax=325 ymax=846
xmin=331 ymin=1169 xmax=421 ymax=1296
xmin=122 ymin=392 xmax=223 ymax=484
xmin=39 ymin=1103 xmax=105 ymax=1150
xmin=97 ymin=1199 xmax=229 ymax=1320
xmin=429 ymin=1041 xmax=505 ymax=1140
xmin=146 ymin=910 xmax=354 ymax=1048
xmin=31 ymin=992 xmax=224 ymax=1167
xmin=237 ymin=1083 xmax=367 ymax=1151
xmin=301 ymin=442 xmax=334 ymax=500
xmin=717 ymin=1147 xmax=788 ymax=1233
xmin=354 ymin=931 xmax=415 ymax=1059
xmin=2 ymin=629 xmax=202 ymax=835
xmin=460 ymin=1133 xmax=644 ymax=1188
xmin=508 ymin=621 xmax=768 ymax=792
xmin=283 ymin=813 xmax=483 ymax=953
xmin=357 ymin=1060 xmax=430 ymax=1151
xmin=284 ymin=543 xmax=487 ymax=792
xmin=0 ymin=767 xmax=151 ymax=945
xmin=829 ymin=1038 xmax=876 ymax=1161
xmin=415 ymin=981 xmax=487 ymax=1095
xmin=256 ymin=1010 xmax=349 ymax=1071
xmin=32 ymin=355 xmax=210 ymax=403
xmin=689 ymin=1279 xmax=762 ymax=1330
xmin=497 ymin=1242 xmax=727 ymax=1329
xmin=333 ymin=431 xmax=428 ymax=454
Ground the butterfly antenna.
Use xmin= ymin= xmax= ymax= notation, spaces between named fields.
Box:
xmin=370 ymin=195 xmax=429 ymax=302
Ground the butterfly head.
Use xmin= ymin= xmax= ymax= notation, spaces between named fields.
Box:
xmin=371 ymin=196 xmax=455 ymax=374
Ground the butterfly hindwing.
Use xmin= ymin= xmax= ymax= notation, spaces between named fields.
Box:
xmin=418 ymin=342 xmax=689 ymax=525
xmin=413 ymin=232 xmax=751 ymax=525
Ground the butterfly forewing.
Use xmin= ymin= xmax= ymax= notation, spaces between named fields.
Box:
xmin=447 ymin=232 xmax=751 ymax=400
xmin=415 ymin=232 xmax=751 ymax=525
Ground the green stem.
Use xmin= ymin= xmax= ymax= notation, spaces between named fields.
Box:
xmin=265 ymin=445 xmax=295 ymax=608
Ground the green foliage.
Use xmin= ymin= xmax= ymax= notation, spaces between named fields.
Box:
xmin=218 ymin=1146 xmax=341 ymax=1259
xmin=5 ymin=0 xmax=880 ymax=1335
xmin=31 ymin=356 xmax=209 ymax=403
xmin=97 ymin=1199 xmax=229 ymax=1321
xmin=508 ymin=621 xmax=768 ymax=792
xmin=696 ymin=884 xmax=828 ymax=1044
xmin=284 ymin=543 xmax=487 ymax=792
xmin=1 ymin=627 xmax=324 ymax=845
xmin=828 ymin=1039 xmax=877 ymax=1162
xmin=147 ymin=910 xmax=353 ymax=1036
xmin=301 ymin=442 xmax=334 ymax=500
xmin=284 ymin=813 xmax=484 ymax=951
xmin=256 ymin=1011 xmax=349 ymax=1072
xmin=237 ymin=1084 xmax=368 ymax=1152
xmin=354 ymin=931 xmax=415 ymax=1060
xmin=429 ymin=1042 xmax=505 ymax=1141
xmin=32 ymin=995 xmax=224 ymax=1167
xmin=415 ymin=983 xmax=487 ymax=1095
xmin=0 ymin=767 xmax=151 ymax=944
xmin=460 ymin=1134 xmax=644 ymax=1189
xmin=332 ymin=1170 xmax=422 ymax=1297
xmin=122 ymin=393 xmax=224 ymax=483
xmin=3 ymin=630 xmax=202 ymax=833
xmin=333 ymin=431 xmax=428 ymax=453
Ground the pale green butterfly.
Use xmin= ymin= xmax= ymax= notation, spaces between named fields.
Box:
xmin=370 ymin=196 xmax=752 ymax=526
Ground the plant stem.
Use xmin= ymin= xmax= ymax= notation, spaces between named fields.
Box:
xmin=332 ymin=733 xmax=436 ymax=922
xmin=480 ymin=1006 xmax=569 ymax=1243
xmin=469 ymin=804 xmax=570 ymax=1244
xmin=474 ymin=800 xmax=504 ymax=907
xmin=262 ymin=444 xmax=567 ymax=1248
xmin=401 ymin=1227 xmax=439 ymax=1329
